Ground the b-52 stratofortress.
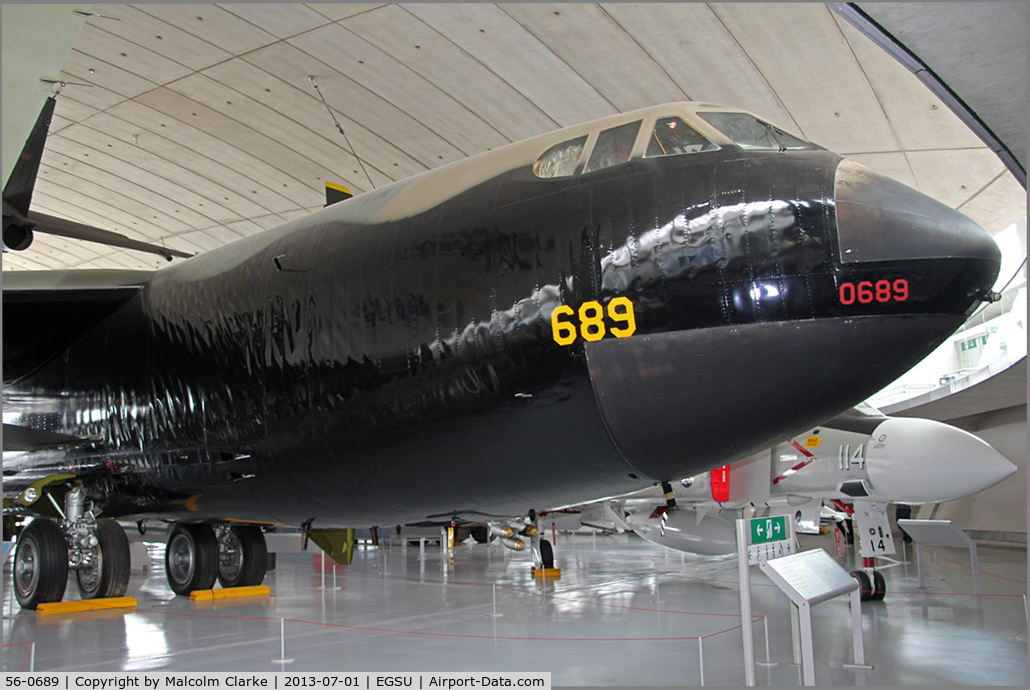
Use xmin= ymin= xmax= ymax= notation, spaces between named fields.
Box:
xmin=3 ymin=99 xmax=1000 ymax=608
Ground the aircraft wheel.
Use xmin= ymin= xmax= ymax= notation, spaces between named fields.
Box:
xmin=14 ymin=519 xmax=68 ymax=609
xmin=539 ymin=538 xmax=555 ymax=569
xmin=217 ymin=525 xmax=268 ymax=588
xmin=871 ymin=570 xmax=887 ymax=601
xmin=470 ymin=524 xmax=494 ymax=544
xmin=850 ymin=569 xmax=872 ymax=602
xmin=77 ymin=519 xmax=131 ymax=599
xmin=165 ymin=524 xmax=218 ymax=595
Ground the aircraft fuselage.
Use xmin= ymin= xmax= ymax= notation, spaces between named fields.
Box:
xmin=3 ymin=103 xmax=1000 ymax=528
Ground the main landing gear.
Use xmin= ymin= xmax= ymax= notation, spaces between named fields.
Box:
xmin=13 ymin=486 xmax=132 ymax=610
xmin=164 ymin=524 xmax=268 ymax=595
xmin=11 ymin=486 xmax=269 ymax=609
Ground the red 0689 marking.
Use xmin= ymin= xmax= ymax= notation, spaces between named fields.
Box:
xmin=839 ymin=278 xmax=908 ymax=305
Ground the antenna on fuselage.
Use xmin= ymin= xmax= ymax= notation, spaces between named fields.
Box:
xmin=307 ymin=75 xmax=376 ymax=192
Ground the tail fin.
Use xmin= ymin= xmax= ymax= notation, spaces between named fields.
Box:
xmin=3 ymin=96 xmax=56 ymax=218
xmin=325 ymin=182 xmax=353 ymax=206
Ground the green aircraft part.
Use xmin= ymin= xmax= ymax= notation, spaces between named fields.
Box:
xmin=308 ymin=528 xmax=356 ymax=565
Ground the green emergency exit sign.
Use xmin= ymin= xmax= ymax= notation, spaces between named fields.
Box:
xmin=751 ymin=516 xmax=787 ymax=544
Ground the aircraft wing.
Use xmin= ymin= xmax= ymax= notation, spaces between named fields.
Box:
xmin=3 ymin=424 xmax=100 ymax=452
xmin=25 ymin=210 xmax=193 ymax=261
xmin=3 ymin=269 xmax=153 ymax=384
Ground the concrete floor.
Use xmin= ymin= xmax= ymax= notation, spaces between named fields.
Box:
xmin=3 ymin=530 xmax=1027 ymax=685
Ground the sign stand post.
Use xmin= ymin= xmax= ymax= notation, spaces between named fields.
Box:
xmin=737 ymin=514 xmax=796 ymax=686
xmin=736 ymin=519 xmax=756 ymax=686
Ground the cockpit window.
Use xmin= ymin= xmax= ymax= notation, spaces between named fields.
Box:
xmin=698 ymin=111 xmax=818 ymax=151
xmin=584 ymin=120 xmax=642 ymax=173
xmin=533 ymin=135 xmax=588 ymax=178
xmin=645 ymin=117 xmax=719 ymax=158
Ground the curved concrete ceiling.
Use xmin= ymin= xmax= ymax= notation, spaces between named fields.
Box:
xmin=834 ymin=1 xmax=1026 ymax=187
xmin=3 ymin=3 xmax=1026 ymax=272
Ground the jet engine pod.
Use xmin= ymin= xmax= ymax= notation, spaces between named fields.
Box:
xmin=865 ymin=417 xmax=1016 ymax=503
xmin=625 ymin=508 xmax=736 ymax=556
xmin=3 ymin=222 xmax=33 ymax=251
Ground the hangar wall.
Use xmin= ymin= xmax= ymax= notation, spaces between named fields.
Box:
xmin=919 ymin=404 xmax=1028 ymax=539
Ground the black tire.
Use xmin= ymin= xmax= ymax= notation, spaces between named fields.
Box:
xmin=165 ymin=524 xmax=218 ymax=595
xmin=871 ymin=570 xmax=887 ymax=601
xmin=14 ymin=519 xmax=68 ymax=609
xmin=77 ymin=519 xmax=131 ymax=599
xmin=217 ymin=525 xmax=268 ymax=588
xmin=539 ymin=538 xmax=555 ymax=569
xmin=470 ymin=524 xmax=494 ymax=544
xmin=851 ymin=569 xmax=873 ymax=602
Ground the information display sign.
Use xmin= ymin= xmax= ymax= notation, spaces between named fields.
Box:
xmin=751 ymin=515 xmax=787 ymax=543
xmin=745 ymin=515 xmax=796 ymax=566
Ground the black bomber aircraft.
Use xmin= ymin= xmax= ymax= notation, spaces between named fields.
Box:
xmin=3 ymin=99 xmax=1000 ymax=609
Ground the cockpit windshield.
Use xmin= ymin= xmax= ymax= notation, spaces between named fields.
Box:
xmin=645 ymin=117 xmax=719 ymax=158
xmin=698 ymin=111 xmax=819 ymax=151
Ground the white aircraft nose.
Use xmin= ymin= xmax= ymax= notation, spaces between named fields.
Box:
xmin=865 ymin=417 xmax=1016 ymax=504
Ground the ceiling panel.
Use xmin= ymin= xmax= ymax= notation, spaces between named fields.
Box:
xmin=305 ymin=4 xmax=385 ymax=23
xmin=163 ymin=72 xmax=362 ymax=192
xmin=407 ymin=4 xmax=614 ymax=127
xmin=44 ymin=131 xmax=238 ymax=227
xmin=290 ymin=23 xmax=510 ymax=156
xmin=218 ymin=3 xmax=331 ymax=40
xmin=59 ymin=49 xmax=158 ymax=102
xmin=835 ymin=13 xmax=984 ymax=152
xmin=242 ymin=40 xmax=459 ymax=176
xmin=343 ymin=5 xmax=557 ymax=143
xmin=906 ymin=148 xmax=1007 ymax=209
xmin=955 ymin=173 xmax=1028 ymax=238
xmin=601 ymin=3 xmax=798 ymax=133
xmin=499 ymin=3 xmax=687 ymax=112
xmin=711 ymin=3 xmax=897 ymax=154
xmin=132 ymin=4 xmax=277 ymax=55
xmin=50 ymin=95 xmax=102 ymax=130
xmin=89 ymin=4 xmax=234 ymax=72
xmin=50 ymin=73 xmax=136 ymax=114
xmin=71 ymin=110 xmax=300 ymax=215
xmin=117 ymin=90 xmax=320 ymax=206
xmin=197 ymin=58 xmax=419 ymax=184
xmin=69 ymin=21 xmax=194 ymax=86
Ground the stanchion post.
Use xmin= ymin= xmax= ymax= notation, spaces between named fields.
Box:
xmin=30 ymin=641 xmax=35 ymax=672
xmin=755 ymin=615 xmax=778 ymax=667
xmin=698 ymin=636 xmax=705 ymax=686
xmin=272 ymin=617 xmax=295 ymax=665
xmin=969 ymin=542 xmax=981 ymax=596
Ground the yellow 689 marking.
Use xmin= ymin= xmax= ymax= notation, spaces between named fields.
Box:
xmin=551 ymin=296 xmax=636 ymax=346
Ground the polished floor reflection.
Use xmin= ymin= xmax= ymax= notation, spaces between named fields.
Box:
xmin=3 ymin=530 xmax=1026 ymax=684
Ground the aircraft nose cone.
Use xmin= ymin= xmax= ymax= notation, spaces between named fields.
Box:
xmin=834 ymin=160 xmax=1001 ymax=277
xmin=866 ymin=417 xmax=1016 ymax=503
